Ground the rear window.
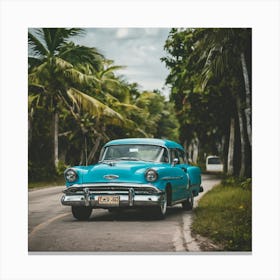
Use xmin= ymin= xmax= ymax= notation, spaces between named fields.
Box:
xmin=208 ymin=157 xmax=222 ymax=164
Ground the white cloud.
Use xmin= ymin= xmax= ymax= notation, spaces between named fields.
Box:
xmin=75 ymin=28 xmax=171 ymax=95
xmin=115 ymin=28 xmax=129 ymax=39
xmin=144 ymin=28 xmax=160 ymax=36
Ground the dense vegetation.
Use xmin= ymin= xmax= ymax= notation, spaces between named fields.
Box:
xmin=28 ymin=28 xmax=179 ymax=181
xmin=28 ymin=28 xmax=251 ymax=182
xmin=192 ymin=177 xmax=252 ymax=251
xmin=162 ymin=28 xmax=251 ymax=177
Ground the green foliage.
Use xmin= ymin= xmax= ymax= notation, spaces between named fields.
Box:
xmin=192 ymin=178 xmax=252 ymax=251
xmin=240 ymin=178 xmax=252 ymax=191
xmin=28 ymin=28 xmax=180 ymax=182
xmin=56 ymin=160 xmax=68 ymax=176
xmin=162 ymin=28 xmax=251 ymax=177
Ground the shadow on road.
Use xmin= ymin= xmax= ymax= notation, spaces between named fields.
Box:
xmin=63 ymin=207 xmax=189 ymax=223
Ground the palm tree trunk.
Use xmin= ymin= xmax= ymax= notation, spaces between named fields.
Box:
xmin=79 ymin=149 xmax=84 ymax=166
xmin=227 ymin=117 xmax=235 ymax=176
xmin=53 ymin=112 xmax=59 ymax=168
xmin=87 ymin=135 xmax=102 ymax=164
xmin=240 ymin=52 xmax=252 ymax=147
xmin=236 ymin=96 xmax=246 ymax=177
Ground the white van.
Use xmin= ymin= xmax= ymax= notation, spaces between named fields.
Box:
xmin=206 ymin=156 xmax=223 ymax=172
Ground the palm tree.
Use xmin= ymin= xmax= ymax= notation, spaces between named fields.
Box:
xmin=28 ymin=28 xmax=124 ymax=168
xmin=196 ymin=28 xmax=251 ymax=177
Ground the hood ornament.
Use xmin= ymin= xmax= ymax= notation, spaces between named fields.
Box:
xmin=104 ymin=174 xmax=119 ymax=180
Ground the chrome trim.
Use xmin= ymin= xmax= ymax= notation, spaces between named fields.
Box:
xmin=103 ymin=174 xmax=119 ymax=180
xmin=65 ymin=183 xmax=161 ymax=193
xmin=61 ymin=193 xmax=163 ymax=207
xmin=84 ymin=187 xmax=90 ymax=206
xmin=186 ymin=174 xmax=190 ymax=189
xmin=171 ymin=198 xmax=188 ymax=206
xmin=162 ymin=176 xmax=183 ymax=180
xmin=128 ymin=188 xmax=135 ymax=206
xmin=64 ymin=168 xmax=78 ymax=183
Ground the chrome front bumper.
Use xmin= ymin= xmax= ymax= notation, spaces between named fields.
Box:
xmin=61 ymin=183 xmax=164 ymax=208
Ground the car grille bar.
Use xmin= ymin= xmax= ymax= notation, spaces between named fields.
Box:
xmin=63 ymin=183 xmax=161 ymax=195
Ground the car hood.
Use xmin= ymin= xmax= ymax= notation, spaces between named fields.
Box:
xmin=77 ymin=161 xmax=162 ymax=184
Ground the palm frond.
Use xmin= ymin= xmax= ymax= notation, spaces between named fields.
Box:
xmin=64 ymin=68 xmax=100 ymax=86
xmin=100 ymin=65 xmax=126 ymax=77
xmin=28 ymin=61 xmax=49 ymax=83
xmin=28 ymin=57 xmax=44 ymax=70
xmin=28 ymin=32 xmax=48 ymax=57
xmin=53 ymin=57 xmax=73 ymax=69
xmin=66 ymin=88 xmax=124 ymax=126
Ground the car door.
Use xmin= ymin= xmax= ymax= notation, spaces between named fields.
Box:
xmin=170 ymin=148 xmax=188 ymax=200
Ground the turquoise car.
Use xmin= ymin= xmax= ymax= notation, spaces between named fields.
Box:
xmin=61 ymin=138 xmax=203 ymax=220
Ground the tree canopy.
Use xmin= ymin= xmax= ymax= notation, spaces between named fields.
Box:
xmin=162 ymin=28 xmax=251 ymax=177
xmin=28 ymin=28 xmax=179 ymax=181
xmin=28 ymin=28 xmax=251 ymax=181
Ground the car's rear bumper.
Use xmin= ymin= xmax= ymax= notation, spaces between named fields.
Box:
xmin=61 ymin=183 xmax=164 ymax=208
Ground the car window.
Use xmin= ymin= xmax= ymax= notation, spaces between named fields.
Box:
xmin=170 ymin=148 xmax=187 ymax=164
xmin=208 ymin=157 xmax=222 ymax=164
xmin=170 ymin=149 xmax=178 ymax=162
xmin=160 ymin=148 xmax=169 ymax=163
xmin=177 ymin=149 xmax=186 ymax=164
xmin=102 ymin=145 xmax=168 ymax=163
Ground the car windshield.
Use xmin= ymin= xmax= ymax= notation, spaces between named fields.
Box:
xmin=101 ymin=145 xmax=169 ymax=163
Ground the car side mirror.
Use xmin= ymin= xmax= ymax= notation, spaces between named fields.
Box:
xmin=172 ymin=158 xmax=179 ymax=166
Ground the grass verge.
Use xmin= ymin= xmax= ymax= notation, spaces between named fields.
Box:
xmin=192 ymin=177 xmax=252 ymax=251
xmin=28 ymin=176 xmax=65 ymax=189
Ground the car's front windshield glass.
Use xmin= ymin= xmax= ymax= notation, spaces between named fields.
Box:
xmin=101 ymin=145 xmax=169 ymax=163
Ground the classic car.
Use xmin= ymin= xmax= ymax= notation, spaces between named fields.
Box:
xmin=61 ymin=138 xmax=203 ymax=220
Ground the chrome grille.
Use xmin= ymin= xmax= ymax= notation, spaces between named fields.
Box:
xmin=63 ymin=184 xmax=160 ymax=195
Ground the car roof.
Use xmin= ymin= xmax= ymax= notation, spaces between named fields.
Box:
xmin=104 ymin=138 xmax=184 ymax=150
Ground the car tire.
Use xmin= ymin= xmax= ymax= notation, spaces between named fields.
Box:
xmin=71 ymin=206 xmax=92 ymax=220
xmin=108 ymin=208 xmax=123 ymax=214
xmin=182 ymin=191 xmax=194 ymax=211
xmin=152 ymin=192 xmax=167 ymax=219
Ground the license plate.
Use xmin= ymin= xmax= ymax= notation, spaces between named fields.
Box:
xmin=98 ymin=196 xmax=120 ymax=206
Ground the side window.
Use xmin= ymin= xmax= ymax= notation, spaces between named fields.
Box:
xmin=161 ymin=148 xmax=169 ymax=163
xmin=177 ymin=149 xmax=186 ymax=164
xmin=170 ymin=149 xmax=178 ymax=162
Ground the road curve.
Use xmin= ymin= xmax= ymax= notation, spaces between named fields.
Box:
xmin=28 ymin=174 xmax=221 ymax=252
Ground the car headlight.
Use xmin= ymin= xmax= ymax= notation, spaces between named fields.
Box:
xmin=145 ymin=169 xmax=158 ymax=182
xmin=64 ymin=168 xmax=78 ymax=182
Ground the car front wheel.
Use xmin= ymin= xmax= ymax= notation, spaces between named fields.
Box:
xmin=152 ymin=192 xmax=167 ymax=219
xmin=182 ymin=191 xmax=194 ymax=210
xmin=71 ymin=206 xmax=92 ymax=220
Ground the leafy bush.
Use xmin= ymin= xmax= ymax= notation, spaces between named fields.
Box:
xmin=56 ymin=160 xmax=68 ymax=176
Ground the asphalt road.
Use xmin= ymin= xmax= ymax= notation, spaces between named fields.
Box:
xmin=28 ymin=174 xmax=221 ymax=253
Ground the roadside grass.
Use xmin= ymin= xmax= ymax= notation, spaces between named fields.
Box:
xmin=192 ymin=177 xmax=252 ymax=251
xmin=28 ymin=176 xmax=65 ymax=189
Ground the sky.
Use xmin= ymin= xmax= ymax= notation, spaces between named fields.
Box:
xmin=72 ymin=28 xmax=171 ymax=97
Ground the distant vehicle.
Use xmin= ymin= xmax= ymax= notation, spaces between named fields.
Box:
xmin=206 ymin=155 xmax=223 ymax=172
xmin=61 ymin=138 xmax=203 ymax=220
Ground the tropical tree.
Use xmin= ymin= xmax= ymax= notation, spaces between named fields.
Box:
xmin=194 ymin=28 xmax=251 ymax=177
xmin=162 ymin=28 xmax=251 ymax=177
xmin=28 ymin=28 xmax=124 ymax=169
